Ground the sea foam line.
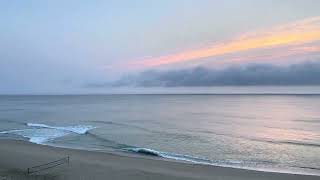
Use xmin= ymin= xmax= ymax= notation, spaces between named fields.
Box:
xmin=0 ymin=123 xmax=95 ymax=144
xmin=124 ymin=147 xmax=320 ymax=176
xmin=27 ymin=123 xmax=95 ymax=134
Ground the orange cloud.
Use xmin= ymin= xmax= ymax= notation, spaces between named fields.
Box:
xmin=210 ymin=44 xmax=320 ymax=66
xmin=133 ymin=16 xmax=320 ymax=67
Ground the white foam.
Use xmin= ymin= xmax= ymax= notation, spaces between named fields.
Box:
xmin=125 ymin=147 xmax=320 ymax=176
xmin=0 ymin=123 xmax=95 ymax=144
xmin=0 ymin=128 xmax=69 ymax=144
xmin=125 ymin=147 xmax=213 ymax=164
xmin=128 ymin=148 xmax=160 ymax=155
xmin=27 ymin=123 xmax=95 ymax=134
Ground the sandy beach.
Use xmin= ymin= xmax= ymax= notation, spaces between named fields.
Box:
xmin=0 ymin=139 xmax=318 ymax=180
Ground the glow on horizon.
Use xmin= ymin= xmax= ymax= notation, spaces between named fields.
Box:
xmin=130 ymin=16 xmax=320 ymax=67
xmin=209 ymin=44 xmax=320 ymax=66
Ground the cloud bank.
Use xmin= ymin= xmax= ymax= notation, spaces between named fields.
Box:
xmin=110 ymin=61 xmax=320 ymax=87
xmin=128 ymin=16 xmax=320 ymax=68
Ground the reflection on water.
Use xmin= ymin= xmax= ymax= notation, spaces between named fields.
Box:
xmin=0 ymin=94 xmax=319 ymax=175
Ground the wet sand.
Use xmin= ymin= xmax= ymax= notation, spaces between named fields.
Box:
xmin=0 ymin=139 xmax=318 ymax=180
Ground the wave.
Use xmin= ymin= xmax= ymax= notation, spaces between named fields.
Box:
xmin=27 ymin=123 xmax=95 ymax=134
xmin=124 ymin=147 xmax=320 ymax=176
xmin=89 ymin=120 xmax=151 ymax=132
xmin=2 ymin=125 xmax=319 ymax=176
xmin=0 ymin=123 xmax=95 ymax=144
xmin=124 ymin=147 xmax=245 ymax=166
xmin=125 ymin=148 xmax=163 ymax=157
xmin=200 ymin=130 xmax=320 ymax=148
xmin=86 ymin=131 xmax=131 ymax=149
xmin=269 ymin=140 xmax=320 ymax=148
xmin=294 ymin=119 xmax=320 ymax=124
xmin=0 ymin=108 xmax=25 ymax=112
xmin=0 ymin=128 xmax=69 ymax=144
xmin=292 ymin=166 xmax=320 ymax=171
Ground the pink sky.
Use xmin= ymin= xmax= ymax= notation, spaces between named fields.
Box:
xmin=128 ymin=16 xmax=320 ymax=69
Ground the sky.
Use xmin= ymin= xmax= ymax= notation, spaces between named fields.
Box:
xmin=1 ymin=0 xmax=320 ymax=94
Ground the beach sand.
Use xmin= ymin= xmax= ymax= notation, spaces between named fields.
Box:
xmin=0 ymin=139 xmax=318 ymax=180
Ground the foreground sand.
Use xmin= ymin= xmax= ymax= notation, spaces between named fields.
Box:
xmin=0 ymin=139 xmax=318 ymax=180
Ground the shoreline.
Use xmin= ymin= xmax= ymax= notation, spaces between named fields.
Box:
xmin=0 ymin=139 xmax=319 ymax=180
xmin=45 ymin=141 xmax=320 ymax=177
xmin=1 ymin=122 xmax=319 ymax=177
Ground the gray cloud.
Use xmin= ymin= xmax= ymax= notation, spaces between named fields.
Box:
xmin=109 ymin=61 xmax=320 ymax=87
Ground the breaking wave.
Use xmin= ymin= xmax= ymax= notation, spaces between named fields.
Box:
xmin=123 ymin=147 xmax=320 ymax=176
xmin=124 ymin=147 xmax=244 ymax=166
xmin=0 ymin=123 xmax=95 ymax=144
xmin=27 ymin=123 xmax=94 ymax=134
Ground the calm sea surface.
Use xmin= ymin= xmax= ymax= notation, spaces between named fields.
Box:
xmin=0 ymin=94 xmax=319 ymax=175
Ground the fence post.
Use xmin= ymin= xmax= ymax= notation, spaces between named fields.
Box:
xmin=26 ymin=156 xmax=69 ymax=175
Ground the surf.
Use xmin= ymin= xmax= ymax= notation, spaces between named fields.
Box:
xmin=123 ymin=147 xmax=320 ymax=176
xmin=0 ymin=123 xmax=95 ymax=144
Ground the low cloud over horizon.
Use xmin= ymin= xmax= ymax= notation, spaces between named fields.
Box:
xmin=2 ymin=1 xmax=320 ymax=94
xmin=98 ymin=61 xmax=320 ymax=87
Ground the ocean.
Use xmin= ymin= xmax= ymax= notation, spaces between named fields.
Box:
xmin=0 ymin=94 xmax=319 ymax=175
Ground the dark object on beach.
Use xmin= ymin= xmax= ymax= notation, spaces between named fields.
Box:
xmin=27 ymin=156 xmax=70 ymax=175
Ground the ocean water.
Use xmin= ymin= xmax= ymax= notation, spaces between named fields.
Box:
xmin=0 ymin=94 xmax=320 ymax=175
